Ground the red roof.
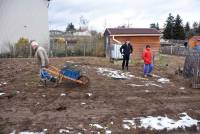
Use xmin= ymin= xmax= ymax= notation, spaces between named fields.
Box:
xmin=105 ymin=28 xmax=160 ymax=35
xmin=193 ymin=36 xmax=200 ymax=41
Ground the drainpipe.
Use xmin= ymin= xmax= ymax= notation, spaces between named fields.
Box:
xmin=110 ymin=36 xmax=122 ymax=60
xmin=112 ymin=36 xmax=121 ymax=44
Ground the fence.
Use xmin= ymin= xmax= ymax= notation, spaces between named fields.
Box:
xmin=161 ymin=46 xmax=200 ymax=88
xmin=0 ymin=36 xmax=105 ymax=58
xmin=160 ymin=46 xmax=189 ymax=56
xmin=183 ymin=50 xmax=200 ymax=88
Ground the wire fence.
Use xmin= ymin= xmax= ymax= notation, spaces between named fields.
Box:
xmin=183 ymin=50 xmax=200 ymax=88
xmin=161 ymin=46 xmax=200 ymax=88
xmin=160 ymin=46 xmax=189 ymax=56
xmin=0 ymin=37 xmax=105 ymax=58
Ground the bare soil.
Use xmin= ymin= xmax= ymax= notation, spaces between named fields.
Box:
xmin=0 ymin=57 xmax=200 ymax=134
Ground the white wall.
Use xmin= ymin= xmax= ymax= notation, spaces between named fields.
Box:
xmin=0 ymin=0 xmax=49 ymax=52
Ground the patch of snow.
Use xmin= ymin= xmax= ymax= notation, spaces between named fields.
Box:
xmin=65 ymin=61 xmax=75 ymax=63
xmin=145 ymin=90 xmax=150 ymax=93
xmin=0 ymin=93 xmax=5 ymax=96
xmin=157 ymin=78 xmax=170 ymax=84
xmin=43 ymin=129 xmax=47 ymax=132
xmin=81 ymin=102 xmax=86 ymax=105
xmin=42 ymin=95 xmax=46 ymax=97
xmin=152 ymin=74 xmax=161 ymax=78
xmin=110 ymin=121 xmax=114 ymax=125
xmin=179 ymin=87 xmax=185 ymax=90
xmin=122 ymin=112 xmax=199 ymax=131
xmin=3 ymin=82 xmax=7 ymax=85
xmin=105 ymin=130 xmax=112 ymax=134
xmin=96 ymin=67 xmax=133 ymax=79
xmin=10 ymin=131 xmax=16 ymax=134
xmin=122 ymin=124 xmax=131 ymax=130
xmin=89 ymin=124 xmax=104 ymax=129
xmin=19 ymin=132 xmax=45 ymax=134
xmin=59 ymin=129 xmax=70 ymax=133
xmin=123 ymin=119 xmax=135 ymax=126
xmin=82 ymin=128 xmax=87 ymax=131
xmin=132 ymin=75 xmax=147 ymax=80
xmin=128 ymin=84 xmax=144 ymax=87
xmin=86 ymin=93 xmax=92 ymax=96
xmin=145 ymin=83 xmax=162 ymax=88
xmin=65 ymin=127 xmax=73 ymax=130
xmin=16 ymin=91 xmax=20 ymax=94
xmin=60 ymin=93 xmax=66 ymax=96
xmin=129 ymin=82 xmax=162 ymax=88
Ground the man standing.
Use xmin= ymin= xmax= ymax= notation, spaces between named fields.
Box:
xmin=120 ymin=40 xmax=133 ymax=70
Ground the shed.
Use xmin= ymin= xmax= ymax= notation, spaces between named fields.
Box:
xmin=189 ymin=36 xmax=200 ymax=48
xmin=104 ymin=28 xmax=161 ymax=59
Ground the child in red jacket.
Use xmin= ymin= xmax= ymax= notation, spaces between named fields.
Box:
xmin=142 ymin=45 xmax=153 ymax=77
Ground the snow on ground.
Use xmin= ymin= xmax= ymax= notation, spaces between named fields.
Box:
xmin=89 ymin=123 xmax=112 ymax=133
xmin=157 ymin=78 xmax=170 ymax=84
xmin=96 ymin=68 xmax=168 ymax=83
xmin=122 ymin=112 xmax=199 ymax=131
xmin=89 ymin=124 xmax=104 ymax=129
xmin=97 ymin=67 xmax=147 ymax=80
xmin=59 ymin=129 xmax=70 ymax=133
xmin=180 ymin=87 xmax=185 ymax=90
xmin=86 ymin=93 xmax=92 ymax=96
xmin=10 ymin=132 xmax=45 ymax=134
xmin=122 ymin=124 xmax=131 ymax=130
xmin=128 ymin=82 xmax=162 ymax=88
xmin=0 ymin=81 xmax=7 ymax=86
xmin=145 ymin=82 xmax=162 ymax=88
xmin=105 ymin=130 xmax=112 ymax=134
xmin=128 ymin=84 xmax=144 ymax=87
xmin=65 ymin=61 xmax=75 ymax=63
xmin=97 ymin=67 xmax=133 ymax=79
xmin=60 ymin=93 xmax=66 ymax=96
xmin=42 ymin=95 xmax=46 ymax=97
xmin=152 ymin=74 xmax=161 ymax=78
xmin=0 ymin=93 xmax=5 ymax=96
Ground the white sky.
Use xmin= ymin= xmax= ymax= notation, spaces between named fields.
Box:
xmin=48 ymin=0 xmax=200 ymax=32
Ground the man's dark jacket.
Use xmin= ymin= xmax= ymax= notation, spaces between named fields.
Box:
xmin=120 ymin=43 xmax=133 ymax=55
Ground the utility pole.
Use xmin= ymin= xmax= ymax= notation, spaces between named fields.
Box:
xmin=84 ymin=43 xmax=86 ymax=56
xmin=65 ymin=40 xmax=67 ymax=56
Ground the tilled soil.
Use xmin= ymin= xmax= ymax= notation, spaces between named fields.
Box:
xmin=0 ymin=57 xmax=200 ymax=134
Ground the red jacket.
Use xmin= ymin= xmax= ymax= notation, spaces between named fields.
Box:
xmin=142 ymin=48 xmax=152 ymax=64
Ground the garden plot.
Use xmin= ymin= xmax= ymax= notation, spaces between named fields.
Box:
xmin=0 ymin=57 xmax=200 ymax=134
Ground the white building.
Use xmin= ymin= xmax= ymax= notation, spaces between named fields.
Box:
xmin=0 ymin=0 xmax=50 ymax=52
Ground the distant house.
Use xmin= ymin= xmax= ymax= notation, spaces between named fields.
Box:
xmin=189 ymin=36 xmax=200 ymax=48
xmin=104 ymin=28 xmax=161 ymax=59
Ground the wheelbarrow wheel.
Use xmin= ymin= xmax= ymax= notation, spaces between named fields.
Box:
xmin=78 ymin=75 xmax=89 ymax=86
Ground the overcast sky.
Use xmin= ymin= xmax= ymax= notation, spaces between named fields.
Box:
xmin=48 ymin=0 xmax=200 ymax=32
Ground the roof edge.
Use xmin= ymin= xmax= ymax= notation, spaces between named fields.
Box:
xmin=109 ymin=34 xmax=161 ymax=37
